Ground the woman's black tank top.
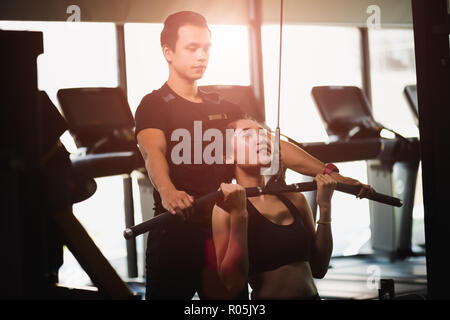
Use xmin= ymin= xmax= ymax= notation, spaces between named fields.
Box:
xmin=247 ymin=194 xmax=311 ymax=276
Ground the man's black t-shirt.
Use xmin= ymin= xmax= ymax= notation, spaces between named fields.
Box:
xmin=135 ymin=83 xmax=243 ymax=222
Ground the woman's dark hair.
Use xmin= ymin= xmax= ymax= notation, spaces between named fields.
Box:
xmin=160 ymin=11 xmax=211 ymax=51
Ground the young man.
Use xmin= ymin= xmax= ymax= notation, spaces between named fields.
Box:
xmin=135 ymin=11 xmax=371 ymax=300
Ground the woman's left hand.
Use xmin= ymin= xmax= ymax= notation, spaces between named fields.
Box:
xmin=315 ymin=174 xmax=337 ymax=209
xmin=329 ymin=172 xmax=375 ymax=199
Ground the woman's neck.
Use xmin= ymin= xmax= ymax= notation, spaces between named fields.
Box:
xmin=235 ymin=166 xmax=266 ymax=189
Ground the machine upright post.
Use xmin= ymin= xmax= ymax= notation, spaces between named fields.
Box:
xmin=123 ymin=175 xmax=138 ymax=278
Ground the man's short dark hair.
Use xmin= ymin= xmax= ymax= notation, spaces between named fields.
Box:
xmin=160 ymin=11 xmax=210 ymax=50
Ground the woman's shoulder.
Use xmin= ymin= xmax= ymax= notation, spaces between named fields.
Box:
xmin=280 ymin=192 xmax=308 ymax=210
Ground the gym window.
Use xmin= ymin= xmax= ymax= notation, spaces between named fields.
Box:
xmin=124 ymin=23 xmax=250 ymax=115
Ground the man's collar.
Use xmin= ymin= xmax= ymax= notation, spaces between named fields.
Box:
xmin=160 ymin=82 xmax=177 ymax=102
xmin=161 ymin=82 xmax=221 ymax=105
xmin=199 ymin=87 xmax=221 ymax=104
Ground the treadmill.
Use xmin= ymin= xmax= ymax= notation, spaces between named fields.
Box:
xmin=311 ymin=86 xmax=420 ymax=260
xmin=57 ymin=87 xmax=143 ymax=280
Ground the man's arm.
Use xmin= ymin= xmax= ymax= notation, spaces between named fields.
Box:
xmin=137 ymin=128 xmax=194 ymax=218
xmin=280 ymin=139 xmax=373 ymax=198
xmin=280 ymin=139 xmax=325 ymax=176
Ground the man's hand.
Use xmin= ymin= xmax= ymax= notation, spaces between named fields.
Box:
xmin=160 ymin=187 xmax=194 ymax=221
xmin=329 ymin=172 xmax=375 ymax=199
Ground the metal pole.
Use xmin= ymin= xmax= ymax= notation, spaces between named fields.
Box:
xmin=116 ymin=23 xmax=138 ymax=278
xmin=412 ymin=0 xmax=450 ymax=299
xmin=248 ymin=0 xmax=266 ymax=122
xmin=359 ymin=27 xmax=372 ymax=106
xmin=123 ymin=175 xmax=138 ymax=278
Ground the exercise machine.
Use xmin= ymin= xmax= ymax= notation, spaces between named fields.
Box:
xmin=1 ymin=29 xmax=138 ymax=299
xmin=310 ymin=85 xmax=420 ymax=260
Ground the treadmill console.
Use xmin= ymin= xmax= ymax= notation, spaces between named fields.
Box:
xmin=311 ymin=86 xmax=382 ymax=140
xmin=57 ymin=87 xmax=136 ymax=154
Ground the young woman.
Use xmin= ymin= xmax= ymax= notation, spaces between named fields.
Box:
xmin=212 ymin=118 xmax=337 ymax=300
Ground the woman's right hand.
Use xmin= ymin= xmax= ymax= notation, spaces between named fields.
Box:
xmin=217 ymin=183 xmax=247 ymax=215
xmin=315 ymin=174 xmax=337 ymax=210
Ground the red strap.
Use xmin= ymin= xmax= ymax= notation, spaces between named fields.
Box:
xmin=323 ymin=163 xmax=339 ymax=175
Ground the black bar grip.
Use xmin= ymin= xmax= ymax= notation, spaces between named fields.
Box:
xmin=289 ymin=181 xmax=402 ymax=207
xmin=193 ymin=190 xmax=224 ymax=207
xmin=123 ymin=211 xmax=175 ymax=240
xmin=123 ymin=190 xmax=224 ymax=240
xmin=124 ymin=181 xmax=403 ymax=240
xmin=335 ymin=182 xmax=403 ymax=207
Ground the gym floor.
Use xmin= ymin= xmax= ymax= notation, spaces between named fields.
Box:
xmin=315 ymin=255 xmax=427 ymax=299
xmin=58 ymin=251 xmax=427 ymax=300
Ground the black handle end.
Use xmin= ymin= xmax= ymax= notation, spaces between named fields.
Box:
xmin=123 ymin=228 xmax=133 ymax=240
